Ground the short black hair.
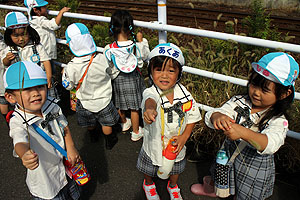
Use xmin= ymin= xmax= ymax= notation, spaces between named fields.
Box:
xmin=30 ymin=6 xmax=41 ymax=17
xmin=4 ymin=26 xmax=40 ymax=48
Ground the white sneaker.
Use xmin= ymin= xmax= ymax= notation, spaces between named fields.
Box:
xmin=121 ymin=118 xmax=131 ymax=132
xmin=131 ymin=126 xmax=143 ymax=141
xmin=167 ymin=181 xmax=183 ymax=200
xmin=143 ymin=180 xmax=160 ymax=200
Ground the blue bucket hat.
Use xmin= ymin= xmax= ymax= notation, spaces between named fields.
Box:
xmin=65 ymin=23 xmax=97 ymax=57
xmin=252 ymin=52 xmax=299 ymax=87
xmin=5 ymin=12 xmax=29 ymax=29
xmin=3 ymin=61 xmax=47 ymax=90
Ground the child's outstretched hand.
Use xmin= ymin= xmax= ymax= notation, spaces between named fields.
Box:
xmin=143 ymin=108 xmax=157 ymax=124
xmin=22 ymin=149 xmax=39 ymax=170
xmin=67 ymin=145 xmax=81 ymax=166
xmin=59 ymin=7 xmax=71 ymax=14
xmin=211 ymin=112 xmax=235 ymax=131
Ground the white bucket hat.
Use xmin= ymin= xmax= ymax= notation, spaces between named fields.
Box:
xmin=5 ymin=12 xmax=29 ymax=29
xmin=65 ymin=23 xmax=97 ymax=57
xmin=24 ymin=0 xmax=48 ymax=18
xmin=147 ymin=43 xmax=185 ymax=66
xmin=252 ymin=52 xmax=299 ymax=87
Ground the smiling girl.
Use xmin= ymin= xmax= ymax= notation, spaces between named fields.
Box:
xmin=191 ymin=52 xmax=299 ymax=200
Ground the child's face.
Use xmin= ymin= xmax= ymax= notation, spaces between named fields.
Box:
xmin=5 ymin=85 xmax=47 ymax=116
xmin=248 ymin=81 xmax=277 ymax=111
xmin=39 ymin=6 xmax=48 ymax=16
xmin=11 ymin=28 xmax=29 ymax=48
xmin=151 ymin=59 xmax=179 ymax=91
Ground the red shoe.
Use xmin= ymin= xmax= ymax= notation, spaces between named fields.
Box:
xmin=190 ymin=176 xmax=217 ymax=197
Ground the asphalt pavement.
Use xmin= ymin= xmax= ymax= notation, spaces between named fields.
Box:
xmin=1 ymin=111 xmax=299 ymax=200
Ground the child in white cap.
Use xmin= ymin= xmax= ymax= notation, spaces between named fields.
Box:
xmin=104 ymin=10 xmax=150 ymax=141
xmin=137 ymin=43 xmax=201 ymax=200
xmin=24 ymin=0 xmax=70 ymax=68
xmin=4 ymin=61 xmax=81 ymax=200
xmin=1 ymin=12 xmax=56 ymax=97
xmin=191 ymin=52 xmax=299 ymax=199
xmin=62 ymin=23 xmax=119 ymax=150
xmin=0 ymin=33 xmax=9 ymax=126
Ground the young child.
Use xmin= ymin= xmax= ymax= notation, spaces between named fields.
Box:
xmin=4 ymin=61 xmax=81 ymax=199
xmin=62 ymin=23 xmax=119 ymax=150
xmin=104 ymin=9 xmax=150 ymax=141
xmin=24 ymin=0 xmax=70 ymax=67
xmin=1 ymin=12 xmax=53 ymax=92
xmin=191 ymin=52 xmax=299 ymax=199
xmin=137 ymin=43 xmax=201 ymax=200
xmin=0 ymin=33 xmax=9 ymax=126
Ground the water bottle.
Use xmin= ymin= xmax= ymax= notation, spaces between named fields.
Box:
xmin=157 ymin=139 xmax=177 ymax=179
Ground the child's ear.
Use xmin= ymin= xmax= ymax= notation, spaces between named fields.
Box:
xmin=4 ymin=92 xmax=17 ymax=104
xmin=32 ymin=7 xmax=40 ymax=15
xmin=280 ymin=89 xmax=292 ymax=100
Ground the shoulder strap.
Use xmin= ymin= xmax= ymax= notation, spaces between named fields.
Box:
xmin=76 ymin=53 xmax=95 ymax=91
xmin=32 ymin=123 xmax=67 ymax=158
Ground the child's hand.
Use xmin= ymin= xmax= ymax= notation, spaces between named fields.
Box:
xmin=60 ymin=7 xmax=71 ymax=14
xmin=21 ymin=149 xmax=39 ymax=170
xmin=171 ymin=135 xmax=189 ymax=155
xmin=211 ymin=112 xmax=235 ymax=131
xmin=223 ymin=123 xmax=243 ymax=141
xmin=67 ymin=145 xmax=81 ymax=166
xmin=5 ymin=52 xmax=15 ymax=61
xmin=136 ymin=32 xmax=143 ymax=42
xmin=143 ymin=108 xmax=157 ymax=124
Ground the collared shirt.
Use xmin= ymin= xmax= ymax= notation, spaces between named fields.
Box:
xmin=62 ymin=53 xmax=112 ymax=112
xmin=104 ymin=39 xmax=150 ymax=79
xmin=205 ymin=95 xmax=289 ymax=155
xmin=141 ymin=83 xmax=202 ymax=166
xmin=1 ymin=41 xmax=50 ymax=70
xmin=9 ymin=97 xmax=68 ymax=199
xmin=30 ymin=16 xmax=60 ymax=60
xmin=0 ymin=34 xmax=7 ymax=96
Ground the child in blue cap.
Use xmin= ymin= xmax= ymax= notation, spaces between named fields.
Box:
xmin=24 ymin=0 xmax=70 ymax=69
xmin=62 ymin=23 xmax=119 ymax=149
xmin=4 ymin=61 xmax=81 ymax=199
xmin=1 ymin=11 xmax=59 ymax=98
xmin=191 ymin=52 xmax=299 ymax=199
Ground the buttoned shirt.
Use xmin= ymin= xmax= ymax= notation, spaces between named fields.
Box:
xmin=205 ymin=95 xmax=289 ymax=154
xmin=9 ymin=97 xmax=68 ymax=199
xmin=1 ymin=41 xmax=50 ymax=70
xmin=142 ymin=83 xmax=202 ymax=166
xmin=62 ymin=53 xmax=112 ymax=112
xmin=30 ymin=16 xmax=60 ymax=60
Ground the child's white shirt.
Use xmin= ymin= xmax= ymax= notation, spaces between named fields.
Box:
xmin=9 ymin=97 xmax=68 ymax=199
xmin=1 ymin=41 xmax=50 ymax=70
xmin=62 ymin=53 xmax=113 ymax=112
xmin=205 ymin=95 xmax=289 ymax=155
xmin=0 ymin=34 xmax=7 ymax=96
xmin=142 ymin=83 xmax=201 ymax=166
xmin=104 ymin=39 xmax=150 ymax=79
xmin=30 ymin=16 xmax=60 ymax=60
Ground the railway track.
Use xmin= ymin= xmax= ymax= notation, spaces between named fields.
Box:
xmin=4 ymin=0 xmax=300 ymax=44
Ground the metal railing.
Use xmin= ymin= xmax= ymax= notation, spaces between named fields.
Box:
xmin=0 ymin=3 xmax=299 ymax=140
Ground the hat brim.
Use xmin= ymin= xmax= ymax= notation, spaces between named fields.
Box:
xmin=6 ymin=79 xmax=47 ymax=90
